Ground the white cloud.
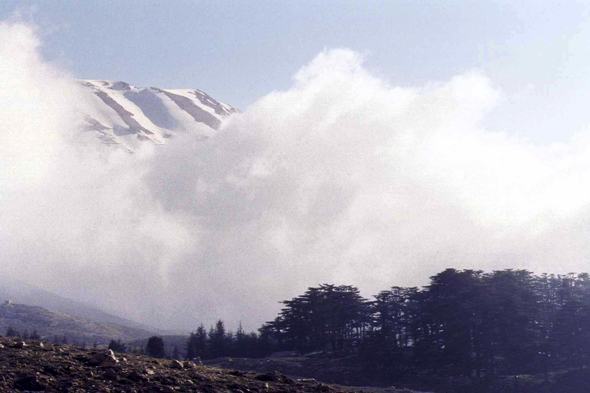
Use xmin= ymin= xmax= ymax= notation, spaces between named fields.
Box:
xmin=2 ymin=24 xmax=590 ymax=332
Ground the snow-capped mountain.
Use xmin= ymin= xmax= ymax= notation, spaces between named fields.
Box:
xmin=76 ymin=80 xmax=237 ymax=151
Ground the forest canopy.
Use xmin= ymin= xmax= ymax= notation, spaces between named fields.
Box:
xmin=179 ymin=269 xmax=590 ymax=391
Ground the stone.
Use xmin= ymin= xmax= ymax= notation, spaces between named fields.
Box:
xmin=170 ymin=360 xmax=184 ymax=369
xmin=144 ymin=367 xmax=155 ymax=375
xmin=89 ymin=349 xmax=119 ymax=366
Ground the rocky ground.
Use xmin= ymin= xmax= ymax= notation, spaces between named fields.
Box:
xmin=0 ymin=337 xmax=422 ymax=392
xmin=204 ymin=353 xmax=387 ymax=388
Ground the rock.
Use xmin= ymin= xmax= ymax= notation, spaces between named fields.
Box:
xmin=89 ymin=349 xmax=119 ymax=366
xmin=184 ymin=361 xmax=197 ymax=369
xmin=12 ymin=341 xmax=26 ymax=348
xmin=144 ymin=367 xmax=156 ymax=375
xmin=170 ymin=360 xmax=184 ymax=369
xmin=0 ymin=344 xmax=4 ymax=349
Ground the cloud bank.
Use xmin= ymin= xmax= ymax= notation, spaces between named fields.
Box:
xmin=2 ymin=21 xmax=590 ymax=331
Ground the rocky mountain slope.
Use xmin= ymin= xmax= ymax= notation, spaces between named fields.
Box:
xmin=0 ymin=276 xmax=163 ymax=334
xmin=0 ymin=302 xmax=155 ymax=345
xmin=75 ymin=80 xmax=238 ymax=151
xmin=0 ymin=336 xmax=419 ymax=392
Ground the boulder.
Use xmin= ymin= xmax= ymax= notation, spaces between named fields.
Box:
xmin=170 ymin=360 xmax=184 ymax=369
xmin=89 ymin=349 xmax=119 ymax=366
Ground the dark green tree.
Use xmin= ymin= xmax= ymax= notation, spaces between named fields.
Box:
xmin=30 ymin=330 xmax=40 ymax=340
xmin=146 ymin=336 xmax=166 ymax=358
xmin=108 ymin=339 xmax=127 ymax=353
xmin=548 ymin=273 xmax=590 ymax=369
xmin=209 ymin=320 xmax=227 ymax=358
xmin=172 ymin=345 xmax=181 ymax=360
xmin=186 ymin=331 xmax=197 ymax=360
xmin=234 ymin=322 xmax=247 ymax=357
xmin=5 ymin=326 xmax=18 ymax=337
xmin=481 ymin=270 xmax=540 ymax=376
xmin=267 ymin=284 xmax=370 ymax=353
xmin=416 ymin=269 xmax=485 ymax=377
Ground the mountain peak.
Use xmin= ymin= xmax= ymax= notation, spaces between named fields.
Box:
xmin=75 ymin=80 xmax=237 ymax=151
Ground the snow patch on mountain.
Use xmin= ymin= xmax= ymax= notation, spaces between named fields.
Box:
xmin=75 ymin=80 xmax=237 ymax=151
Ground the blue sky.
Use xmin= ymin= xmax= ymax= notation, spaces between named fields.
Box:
xmin=1 ymin=1 xmax=590 ymax=143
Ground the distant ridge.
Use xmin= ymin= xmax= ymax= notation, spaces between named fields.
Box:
xmin=0 ymin=276 xmax=164 ymax=335
xmin=0 ymin=302 xmax=155 ymax=344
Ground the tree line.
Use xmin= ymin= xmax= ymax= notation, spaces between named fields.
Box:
xmin=4 ymin=327 xmax=40 ymax=340
xmin=142 ymin=268 xmax=590 ymax=383
xmin=186 ymin=320 xmax=274 ymax=360
xmin=260 ymin=269 xmax=590 ymax=383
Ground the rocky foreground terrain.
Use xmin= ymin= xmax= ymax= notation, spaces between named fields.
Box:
xmin=0 ymin=337 xmax=423 ymax=393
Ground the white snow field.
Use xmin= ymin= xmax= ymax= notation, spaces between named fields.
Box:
xmin=75 ymin=80 xmax=237 ymax=151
